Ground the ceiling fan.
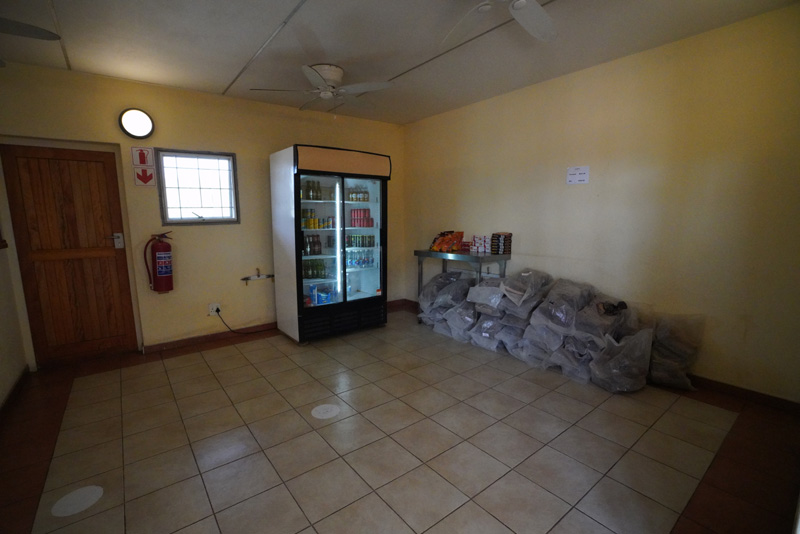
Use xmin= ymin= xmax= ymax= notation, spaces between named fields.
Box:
xmin=251 ymin=64 xmax=392 ymax=111
xmin=442 ymin=0 xmax=556 ymax=50
xmin=0 ymin=16 xmax=61 ymax=67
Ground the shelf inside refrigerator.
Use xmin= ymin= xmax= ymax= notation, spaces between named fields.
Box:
xmin=346 ymin=266 xmax=378 ymax=273
xmin=302 ymin=277 xmax=337 ymax=284
xmin=348 ymin=290 xmax=379 ymax=301
xmin=302 ymin=254 xmax=337 ymax=260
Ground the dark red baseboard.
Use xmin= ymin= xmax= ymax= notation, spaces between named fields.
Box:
xmin=143 ymin=322 xmax=278 ymax=353
xmin=387 ymin=298 xmax=418 ymax=313
xmin=688 ymin=374 xmax=800 ymax=415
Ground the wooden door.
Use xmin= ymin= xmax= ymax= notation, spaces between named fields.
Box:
xmin=1 ymin=145 xmax=137 ymax=366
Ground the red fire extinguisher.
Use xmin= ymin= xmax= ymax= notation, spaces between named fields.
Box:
xmin=144 ymin=232 xmax=173 ymax=293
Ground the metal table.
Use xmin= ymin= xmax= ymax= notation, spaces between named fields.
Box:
xmin=414 ymin=249 xmax=511 ymax=297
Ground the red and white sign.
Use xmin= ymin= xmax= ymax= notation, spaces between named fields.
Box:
xmin=131 ymin=147 xmax=154 ymax=166
xmin=132 ymin=147 xmax=156 ymax=186
xmin=135 ymin=168 xmax=155 ymax=185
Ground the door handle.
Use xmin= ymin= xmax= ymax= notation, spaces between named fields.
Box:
xmin=105 ymin=233 xmax=124 ymax=249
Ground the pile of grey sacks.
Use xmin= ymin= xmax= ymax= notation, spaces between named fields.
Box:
xmin=418 ymin=269 xmax=703 ymax=393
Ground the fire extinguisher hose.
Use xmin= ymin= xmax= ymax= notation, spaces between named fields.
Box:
xmin=144 ymin=232 xmax=172 ymax=290
xmin=143 ymin=237 xmax=157 ymax=290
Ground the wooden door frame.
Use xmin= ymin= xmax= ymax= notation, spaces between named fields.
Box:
xmin=0 ymin=137 xmax=142 ymax=370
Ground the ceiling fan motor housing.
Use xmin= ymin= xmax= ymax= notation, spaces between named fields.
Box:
xmin=310 ymin=64 xmax=344 ymax=88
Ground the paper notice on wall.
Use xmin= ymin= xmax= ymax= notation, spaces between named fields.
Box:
xmin=567 ymin=166 xmax=590 ymax=184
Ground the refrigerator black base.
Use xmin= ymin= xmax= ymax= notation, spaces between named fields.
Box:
xmin=298 ymin=298 xmax=387 ymax=342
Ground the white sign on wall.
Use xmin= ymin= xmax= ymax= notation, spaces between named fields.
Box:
xmin=567 ymin=166 xmax=590 ymax=184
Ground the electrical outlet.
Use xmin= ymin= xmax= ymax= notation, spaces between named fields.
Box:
xmin=208 ymin=303 xmax=220 ymax=316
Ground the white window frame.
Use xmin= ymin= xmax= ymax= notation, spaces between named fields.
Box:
xmin=155 ymin=148 xmax=240 ymax=225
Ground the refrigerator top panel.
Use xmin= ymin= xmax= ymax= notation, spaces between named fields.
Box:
xmin=295 ymin=145 xmax=391 ymax=179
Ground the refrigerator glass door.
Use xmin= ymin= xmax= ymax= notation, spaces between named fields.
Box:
xmin=344 ymin=178 xmax=382 ymax=300
xmin=300 ymin=175 xmax=342 ymax=307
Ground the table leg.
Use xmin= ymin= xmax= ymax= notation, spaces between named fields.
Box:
xmin=417 ymin=258 xmax=423 ymax=322
xmin=442 ymin=259 xmax=448 ymax=273
xmin=499 ymin=261 xmax=507 ymax=278
xmin=417 ymin=258 xmax=423 ymax=299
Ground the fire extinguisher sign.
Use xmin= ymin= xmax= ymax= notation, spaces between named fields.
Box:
xmin=132 ymin=147 xmax=156 ymax=187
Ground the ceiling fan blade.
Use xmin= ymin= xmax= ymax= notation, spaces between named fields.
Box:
xmin=250 ymin=88 xmax=311 ymax=93
xmin=441 ymin=1 xmax=495 ymax=50
xmin=0 ymin=17 xmax=60 ymax=40
xmin=301 ymin=65 xmax=328 ymax=89
xmin=337 ymin=81 xmax=392 ymax=95
xmin=508 ymin=0 xmax=556 ymax=42
xmin=299 ymin=96 xmax=323 ymax=111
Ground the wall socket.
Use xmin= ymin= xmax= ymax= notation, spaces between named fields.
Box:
xmin=208 ymin=303 xmax=220 ymax=316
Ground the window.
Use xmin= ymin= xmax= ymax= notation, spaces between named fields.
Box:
xmin=156 ymin=149 xmax=240 ymax=225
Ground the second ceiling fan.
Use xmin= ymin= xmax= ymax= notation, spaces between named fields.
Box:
xmin=442 ymin=0 xmax=557 ymax=50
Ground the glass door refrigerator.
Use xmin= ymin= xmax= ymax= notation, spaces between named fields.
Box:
xmin=270 ymin=145 xmax=391 ymax=342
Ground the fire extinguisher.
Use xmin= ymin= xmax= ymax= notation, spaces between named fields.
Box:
xmin=144 ymin=232 xmax=173 ymax=293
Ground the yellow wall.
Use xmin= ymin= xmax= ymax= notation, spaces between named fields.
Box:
xmin=0 ymin=66 xmax=406 ymax=361
xmin=405 ymin=5 xmax=800 ymax=402
xmin=1 ymin=5 xmax=798 ymax=404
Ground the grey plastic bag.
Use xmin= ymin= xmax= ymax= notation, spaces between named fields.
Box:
xmin=530 ymin=279 xmax=595 ymax=333
xmin=444 ymin=301 xmax=478 ymax=332
xmin=419 ymin=272 xmax=461 ymax=312
xmin=434 ymin=278 xmax=475 ymax=309
xmin=467 ymin=286 xmax=505 ymax=308
xmin=523 ymin=323 xmax=564 ymax=353
xmin=501 ymin=269 xmax=553 ymax=306
xmin=648 ymin=314 xmax=704 ymax=390
xmin=545 ymin=348 xmax=591 ymax=384
xmin=469 ymin=315 xmax=505 ymax=351
xmin=590 ymin=329 xmax=653 ymax=393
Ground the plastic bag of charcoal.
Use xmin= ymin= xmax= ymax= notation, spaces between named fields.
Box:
xmin=418 ymin=272 xmax=474 ymax=325
xmin=648 ymin=313 xmax=704 ymax=390
xmin=589 ymin=328 xmax=654 ymax=393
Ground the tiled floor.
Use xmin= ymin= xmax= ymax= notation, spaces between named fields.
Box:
xmin=1 ymin=310 xmax=798 ymax=533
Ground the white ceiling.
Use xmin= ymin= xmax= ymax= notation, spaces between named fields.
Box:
xmin=0 ymin=0 xmax=795 ymax=124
